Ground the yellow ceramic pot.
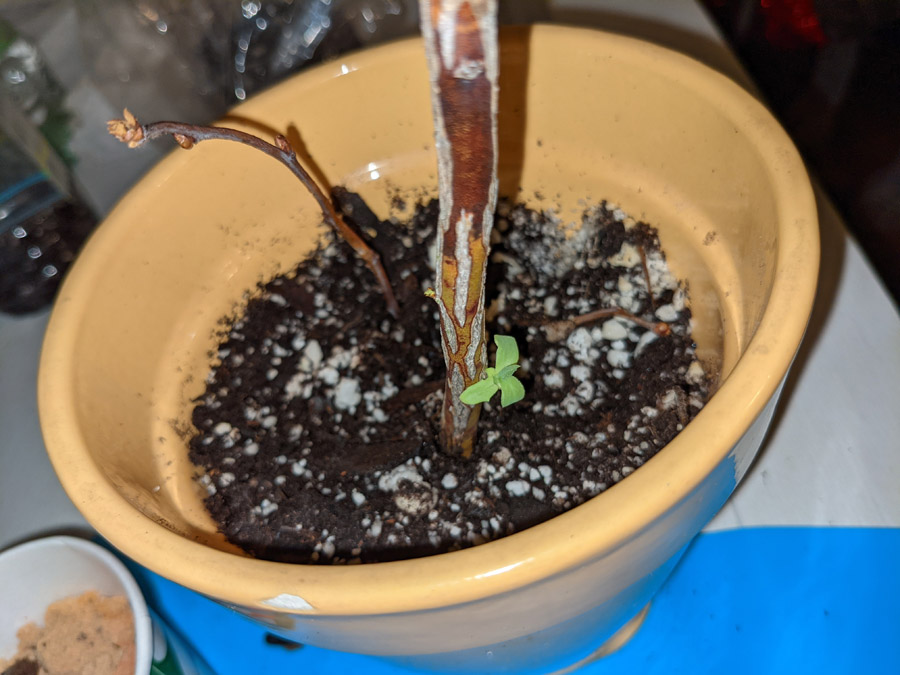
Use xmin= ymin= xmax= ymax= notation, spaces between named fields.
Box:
xmin=39 ymin=26 xmax=818 ymax=673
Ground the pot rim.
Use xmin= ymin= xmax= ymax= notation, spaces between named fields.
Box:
xmin=38 ymin=25 xmax=819 ymax=616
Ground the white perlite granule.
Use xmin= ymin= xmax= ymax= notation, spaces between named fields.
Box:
xmin=505 ymin=480 xmax=531 ymax=497
xmin=334 ymin=377 xmax=362 ymax=412
xmin=378 ymin=463 xmax=426 ymax=492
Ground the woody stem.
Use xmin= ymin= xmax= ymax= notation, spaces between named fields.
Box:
xmin=420 ymin=0 xmax=500 ymax=457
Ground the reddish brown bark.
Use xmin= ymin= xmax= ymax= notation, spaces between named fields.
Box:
xmin=420 ymin=0 xmax=499 ymax=457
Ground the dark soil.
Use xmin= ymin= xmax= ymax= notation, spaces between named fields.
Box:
xmin=1 ymin=659 xmax=39 ymax=675
xmin=188 ymin=192 xmax=710 ymax=564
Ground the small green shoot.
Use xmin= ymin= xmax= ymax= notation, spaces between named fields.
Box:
xmin=460 ymin=335 xmax=525 ymax=407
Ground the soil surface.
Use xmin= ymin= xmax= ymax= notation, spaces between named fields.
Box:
xmin=188 ymin=192 xmax=710 ymax=564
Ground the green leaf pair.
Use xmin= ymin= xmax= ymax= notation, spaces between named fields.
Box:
xmin=460 ymin=335 xmax=526 ymax=407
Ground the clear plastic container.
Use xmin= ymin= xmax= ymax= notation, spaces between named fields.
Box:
xmin=0 ymin=18 xmax=97 ymax=315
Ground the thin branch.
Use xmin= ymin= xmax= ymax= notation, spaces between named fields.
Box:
xmin=108 ymin=110 xmax=399 ymax=317
xmin=540 ymin=307 xmax=671 ymax=343
xmin=569 ymin=307 xmax=671 ymax=335
xmin=537 ymin=239 xmax=669 ymax=341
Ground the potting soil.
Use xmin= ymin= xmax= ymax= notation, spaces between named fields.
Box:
xmin=188 ymin=194 xmax=709 ymax=564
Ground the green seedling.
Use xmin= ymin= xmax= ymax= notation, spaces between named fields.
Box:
xmin=460 ymin=335 xmax=525 ymax=408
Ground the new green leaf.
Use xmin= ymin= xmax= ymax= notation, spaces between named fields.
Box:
xmin=494 ymin=335 xmax=519 ymax=370
xmin=460 ymin=335 xmax=526 ymax=407
xmin=460 ymin=378 xmax=499 ymax=405
xmin=498 ymin=376 xmax=525 ymax=407
xmin=496 ymin=363 xmax=520 ymax=380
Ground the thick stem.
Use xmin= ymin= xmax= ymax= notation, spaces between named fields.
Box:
xmin=420 ymin=0 xmax=499 ymax=457
xmin=107 ymin=111 xmax=399 ymax=317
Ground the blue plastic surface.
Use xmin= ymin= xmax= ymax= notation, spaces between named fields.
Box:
xmin=120 ymin=528 xmax=900 ymax=674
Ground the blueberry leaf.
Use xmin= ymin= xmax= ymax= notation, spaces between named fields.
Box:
xmin=459 ymin=335 xmax=526 ymax=407
xmin=498 ymin=376 xmax=525 ymax=407
xmin=494 ymin=335 xmax=519 ymax=370
xmin=460 ymin=378 xmax=500 ymax=405
xmin=496 ymin=363 xmax=520 ymax=380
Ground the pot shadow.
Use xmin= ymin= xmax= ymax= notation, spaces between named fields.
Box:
xmin=497 ymin=26 xmax=531 ymax=199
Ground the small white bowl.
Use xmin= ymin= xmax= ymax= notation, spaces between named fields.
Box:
xmin=0 ymin=536 xmax=209 ymax=675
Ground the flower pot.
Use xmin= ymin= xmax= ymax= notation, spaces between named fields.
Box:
xmin=38 ymin=25 xmax=818 ymax=673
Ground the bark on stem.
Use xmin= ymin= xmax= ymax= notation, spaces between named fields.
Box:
xmin=107 ymin=111 xmax=399 ymax=317
xmin=420 ymin=0 xmax=499 ymax=457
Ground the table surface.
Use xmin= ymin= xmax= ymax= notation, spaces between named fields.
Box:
xmin=2 ymin=1 xmax=898 ymax=673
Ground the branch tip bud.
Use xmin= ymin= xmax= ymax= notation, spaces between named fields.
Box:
xmin=107 ymin=108 xmax=145 ymax=148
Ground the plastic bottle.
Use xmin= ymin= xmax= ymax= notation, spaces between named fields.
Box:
xmin=0 ymin=18 xmax=97 ymax=315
